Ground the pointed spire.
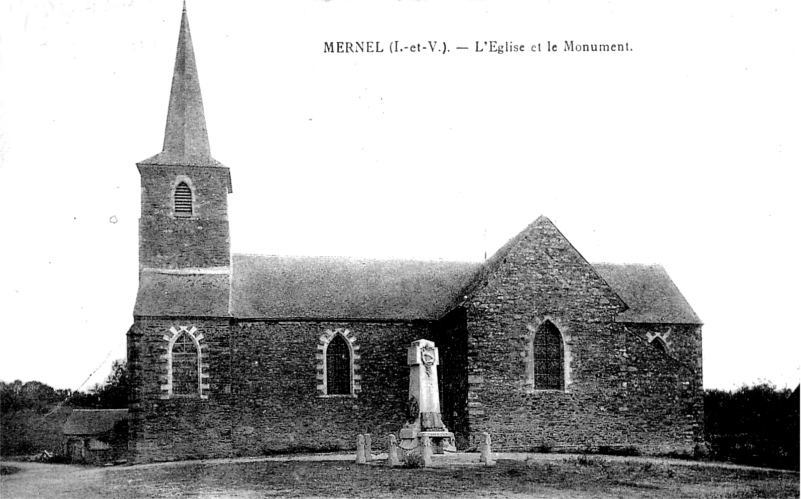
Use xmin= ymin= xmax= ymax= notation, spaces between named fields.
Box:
xmin=141 ymin=2 xmax=221 ymax=167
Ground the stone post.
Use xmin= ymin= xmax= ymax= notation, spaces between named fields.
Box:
xmin=479 ymin=432 xmax=495 ymax=466
xmin=421 ymin=435 xmax=433 ymax=467
xmin=387 ymin=434 xmax=400 ymax=467
xmin=364 ymin=433 xmax=373 ymax=462
xmin=355 ymin=434 xmax=366 ymax=464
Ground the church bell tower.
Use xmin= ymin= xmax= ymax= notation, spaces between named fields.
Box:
xmin=136 ymin=2 xmax=232 ymax=273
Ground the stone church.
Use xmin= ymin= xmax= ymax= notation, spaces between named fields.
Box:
xmin=127 ymin=5 xmax=704 ymax=463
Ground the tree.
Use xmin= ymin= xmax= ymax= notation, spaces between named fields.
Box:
xmin=705 ymin=382 xmax=799 ymax=470
xmin=1 ymin=380 xmax=69 ymax=414
xmin=67 ymin=359 xmax=129 ymax=409
xmin=93 ymin=359 xmax=129 ymax=408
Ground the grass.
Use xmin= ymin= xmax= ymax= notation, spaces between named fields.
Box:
xmin=1 ymin=456 xmax=798 ymax=498
xmin=260 ymin=443 xmax=345 ymax=457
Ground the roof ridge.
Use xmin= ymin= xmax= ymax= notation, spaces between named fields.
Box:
xmin=593 ymin=262 xmax=664 ymax=267
xmin=70 ymin=408 xmax=128 ymax=412
xmin=233 ymin=253 xmax=482 ymax=264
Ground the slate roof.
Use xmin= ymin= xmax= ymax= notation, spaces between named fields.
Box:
xmin=593 ymin=263 xmax=702 ymax=324
xmin=63 ymin=409 xmax=128 ymax=436
xmin=134 ymin=270 xmax=230 ymax=317
xmin=231 ymin=254 xmax=482 ymax=320
xmin=132 ymin=221 xmax=699 ymax=325
xmin=139 ymin=2 xmax=231 ymax=184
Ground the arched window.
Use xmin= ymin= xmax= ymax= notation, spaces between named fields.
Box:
xmin=326 ymin=334 xmax=351 ymax=395
xmin=174 ymin=181 xmax=193 ymax=216
xmin=651 ymin=337 xmax=668 ymax=354
xmin=533 ymin=321 xmax=564 ymax=390
xmin=171 ymin=333 xmax=199 ymax=396
xmin=316 ymin=328 xmax=360 ymax=398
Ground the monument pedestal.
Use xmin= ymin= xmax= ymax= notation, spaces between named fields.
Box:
xmin=398 ymin=339 xmax=456 ymax=460
xmin=399 ymin=427 xmax=455 ymax=455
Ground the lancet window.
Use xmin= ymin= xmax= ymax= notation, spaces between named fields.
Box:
xmin=533 ymin=321 xmax=565 ymax=390
xmin=326 ymin=334 xmax=351 ymax=395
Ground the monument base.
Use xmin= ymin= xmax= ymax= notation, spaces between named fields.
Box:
xmin=399 ymin=424 xmax=456 ymax=455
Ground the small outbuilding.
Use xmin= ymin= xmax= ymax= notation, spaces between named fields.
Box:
xmin=62 ymin=409 xmax=128 ymax=464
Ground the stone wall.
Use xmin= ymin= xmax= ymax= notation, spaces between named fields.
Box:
xmin=621 ymin=331 xmax=699 ymax=453
xmin=128 ymin=317 xmax=435 ymax=462
xmin=623 ymin=323 xmax=704 ymax=447
xmin=128 ymin=317 xmax=703 ymax=460
xmin=137 ymin=165 xmax=230 ymax=270
xmin=139 ymin=218 xmax=230 ymax=270
xmin=231 ymin=320 xmax=430 ymax=455
xmin=459 ymin=218 xmax=702 ymax=453
xmin=461 ymin=218 xmax=628 ymax=451
xmin=128 ymin=317 xmax=235 ymax=462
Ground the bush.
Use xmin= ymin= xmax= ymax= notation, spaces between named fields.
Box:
xmin=566 ymin=454 xmax=600 ymax=467
xmin=1 ymin=407 xmax=72 ymax=457
xmin=403 ymin=452 xmax=425 ymax=468
xmin=0 ymin=466 xmax=21 ymax=476
xmin=260 ymin=443 xmax=343 ymax=456
xmin=705 ymin=383 xmax=799 ymax=470
xmin=663 ymin=449 xmax=694 ymax=460
xmin=598 ymin=445 xmax=641 ymax=457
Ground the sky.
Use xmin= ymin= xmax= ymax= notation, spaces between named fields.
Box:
xmin=0 ymin=0 xmax=798 ymax=393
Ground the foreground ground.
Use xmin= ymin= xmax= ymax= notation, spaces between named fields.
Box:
xmin=1 ymin=453 xmax=798 ymax=498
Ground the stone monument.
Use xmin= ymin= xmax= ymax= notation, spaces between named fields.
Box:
xmin=399 ymin=339 xmax=456 ymax=459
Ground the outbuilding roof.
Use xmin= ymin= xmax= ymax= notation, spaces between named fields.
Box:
xmin=63 ymin=409 xmax=128 ymax=436
xmin=593 ymin=263 xmax=702 ymax=324
xmin=231 ymin=254 xmax=481 ymax=321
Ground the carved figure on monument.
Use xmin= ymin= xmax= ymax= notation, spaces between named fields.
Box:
xmin=421 ymin=345 xmax=436 ymax=377
xmin=406 ymin=396 xmax=419 ymax=423
xmin=398 ymin=339 xmax=457 ymax=460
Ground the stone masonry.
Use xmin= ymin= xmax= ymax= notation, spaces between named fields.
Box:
xmin=455 ymin=218 xmax=702 ymax=453
xmin=125 ymin=4 xmax=704 ymax=462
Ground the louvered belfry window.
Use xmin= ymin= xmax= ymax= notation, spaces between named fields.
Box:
xmin=174 ymin=181 xmax=193 ymax=216
xmin=533 ymin=322 xmax=564 ymax=390
xmin=171 ymin=333 xmax=199 ymax=396
xmin=326 ymin=334 xmax=351 ymax=395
